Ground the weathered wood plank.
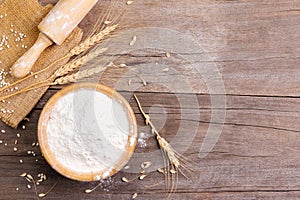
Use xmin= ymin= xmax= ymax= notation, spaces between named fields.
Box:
xmin=75 ymin=0 xmax=300 ymax=96
xmin=33 ymin=0 xmax=297 ymax=97
xmin=1 ymin=92 xmax=300 ymax=198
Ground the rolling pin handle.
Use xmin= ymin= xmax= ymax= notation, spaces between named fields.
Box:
xmin=11 ymin=33 xmax=53 ymax=79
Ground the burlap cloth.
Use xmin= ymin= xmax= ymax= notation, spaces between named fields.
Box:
xmin=0 ymin=0 xmax=83 ymax=128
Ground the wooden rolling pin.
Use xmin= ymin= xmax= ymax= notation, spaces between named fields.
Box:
xmin=11 ymin=0 xmax=98 ymax=78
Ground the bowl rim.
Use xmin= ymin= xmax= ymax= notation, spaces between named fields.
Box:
xmin=38 ymin=82 xmax=137 ymax=182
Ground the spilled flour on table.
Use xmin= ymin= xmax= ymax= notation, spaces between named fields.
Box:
xmin=47 ymin=89 xmax=130 ymax=175
xmin=138 ymin=132 xmax=152 ymax=148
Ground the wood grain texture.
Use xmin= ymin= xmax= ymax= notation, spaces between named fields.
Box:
xmin=0 ymin=0 xmax=300 ymax=199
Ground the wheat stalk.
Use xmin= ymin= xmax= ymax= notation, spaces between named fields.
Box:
xmin=0 ymin=48 xmax=108 ymax=101
xmin=0 ymin=64 xmax=108 ymax=101
xmin=134 ymin=95 xmax=180 ymax=168
xmin=133 ymin=95 xmax=194 ymax=196
xmin=0 ymin=25 xmax=118 ymax=94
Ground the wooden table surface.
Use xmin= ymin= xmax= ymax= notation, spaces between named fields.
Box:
xmin=1 ymin=0 xmax=300 ymax=199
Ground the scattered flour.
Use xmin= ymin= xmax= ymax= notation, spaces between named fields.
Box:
xmin=47 ymin=88 xmax=131 ymax=175
xmin=138 ymin=132 xmax=151 ymax=148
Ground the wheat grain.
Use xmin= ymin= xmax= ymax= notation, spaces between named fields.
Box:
xmin=20 ymin=173 xmax=27 ymax=177
xmin=122 ymin=177 xmax=129 ymax=182
xmin=139 ymin=174 xmax=147 ymax=180
xmin=38 ymin=193 xmax=46 ymax=198
xmin=166 ymin=52 xmax=171 ymax=58
xmin=127 ymin=1 xmax=134 ymax=5
xmin=130 ymin=36 xmax=137 ymax=46
xmin=157 ymin=168 xmax=165 ymax=174
xmin=132 ymin=193 xmax=138 ymax=199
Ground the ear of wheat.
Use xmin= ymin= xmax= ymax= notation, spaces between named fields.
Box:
xmin=0 ymin=24 xmax=118 ymax=94
xmin=133 ymin=95 xmax=195 ymax=196
xmin=0 ymin=23 xmax=118 ymax=101
xmin=0 ymin=47 xmax=109 ymax=101
xmin=53 ymin=47 xmax=107 ymax=79
xmin=68 ymin=25 xmax=117 ymax=56
xmin=53 ymin=64 xmax=108 ymax=85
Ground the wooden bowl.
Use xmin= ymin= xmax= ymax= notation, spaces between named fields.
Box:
xmin=38 ymin=83 xmax=137 ymax=182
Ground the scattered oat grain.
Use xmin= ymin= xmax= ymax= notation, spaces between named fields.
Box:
xmin=127 ymin=1 xmax=133 ymax=5
xmin=130 ymin=36 xmax=137 ymax=46
xmin=139 ymin=174 xmax=147 ymax=180
xmin=85 ymin=189 xmax=93 ymax=194
xmin=166 ymin=52 xmax=171 ymax=58
xmin=132 ymin=193 xmax=138 ymax=199
xmin=38 ymin=193 xmax=46 ymax=198
xmin=162 ymin=68 xmax=169 ymax=72
xmin=20 ymin=173 xmax=27 ymax=177
xmin=26 ymin=174 xmax=33 ymax=180
xmin=122 ymin=177 xmax=129 ymax=182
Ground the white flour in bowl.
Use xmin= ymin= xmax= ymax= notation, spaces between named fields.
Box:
xmin=46 ymin=88 xmax=130 ymax=176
